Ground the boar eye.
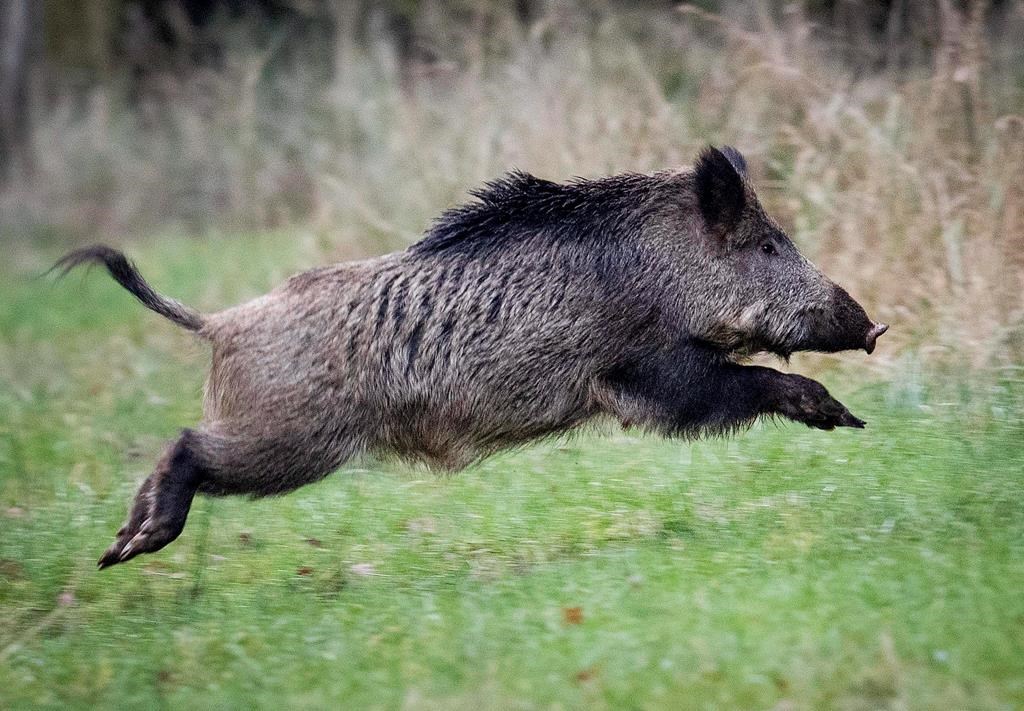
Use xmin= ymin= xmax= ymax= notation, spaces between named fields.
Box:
xmin=760 ymin=242 xmax=776 ymax=256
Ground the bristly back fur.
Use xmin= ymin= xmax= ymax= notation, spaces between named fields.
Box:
xmin=409 ymin=169 xmax=656 ymax=257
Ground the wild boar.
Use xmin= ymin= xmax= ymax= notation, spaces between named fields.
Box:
xmin=55 ymin=146 xmax=887 ymax=569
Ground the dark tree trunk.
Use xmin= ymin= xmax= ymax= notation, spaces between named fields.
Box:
xmin=0 ymin=0 xmax=42 ymax=184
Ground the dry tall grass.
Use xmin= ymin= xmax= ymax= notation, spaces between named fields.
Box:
xmin=3 ymin=2 xmax=1023 ymax=372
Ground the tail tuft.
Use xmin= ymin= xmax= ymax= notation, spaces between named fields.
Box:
xmin=52 ymin=245 xmax=204 ymax=332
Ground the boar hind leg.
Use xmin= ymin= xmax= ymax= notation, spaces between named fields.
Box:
xmin=98 ymin=429 xmax=206 ymax=569
xmin=193 ymin=425 xmax=361 ymax=497
xmin=98 ymin=424 xmax=358 ymax=568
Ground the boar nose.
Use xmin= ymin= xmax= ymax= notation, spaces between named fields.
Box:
xmin=864 ymin=322 xmax=888 ymax=354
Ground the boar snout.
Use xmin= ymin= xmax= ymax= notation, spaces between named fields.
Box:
xmin=801 ymin=284 xmax=886 ymax=355
xmin=830 ymin=284 xmax=887 ymax=355
xmin=864 ymin=322 xmax=888 ymax=354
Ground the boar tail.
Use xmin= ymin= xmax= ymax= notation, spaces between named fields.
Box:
xmin=51 ymin=245 xmax=205 ymax=333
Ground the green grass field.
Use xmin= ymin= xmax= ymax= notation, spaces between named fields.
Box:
xmin=2 ymin=236 xmax=1022 ymax=709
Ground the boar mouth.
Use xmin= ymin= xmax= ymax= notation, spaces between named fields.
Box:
xmin=762 ymin=315 xmax=888 ymax=357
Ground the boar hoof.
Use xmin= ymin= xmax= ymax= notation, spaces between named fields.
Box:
xmin=778 ymin=375 xmax=865 ymax=431
xmin=122 ymin=516 xmax=183 ymax=562
xmin=98 ymin=512 xmax=187 ymax=568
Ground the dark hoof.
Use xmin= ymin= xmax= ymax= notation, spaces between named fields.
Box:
xmin=836 ymin=410 xmax=866 ymax=429
xmin=779 ymin=375 xmax=865 ymax=431
xmin=98 ymin=514 xmax=184 ymax=570
xmin=97 ymin=543 xmax=125 ymax=570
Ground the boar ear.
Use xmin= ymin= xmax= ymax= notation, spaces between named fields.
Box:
xmin=718 ymin=145 xmax=747 ymax=178
xmin=694 ymin=146 xmax=746 ymax=235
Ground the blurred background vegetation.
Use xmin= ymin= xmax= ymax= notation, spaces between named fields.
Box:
xmin=3 ymin=4 xmax=1024 ymax=707
xmin=2 ymin=0 xmax=1022 ymax=375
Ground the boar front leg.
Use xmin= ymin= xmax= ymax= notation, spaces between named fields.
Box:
xmin=597 ymin=348 xmax=864 ymax=434
xmin=681 ymin=365 xmax=864 ymax=433
xmin=762 ymin=370 xmax=865 ymax=430
xmin=732 ymin=367 xmax=865 ymax=431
